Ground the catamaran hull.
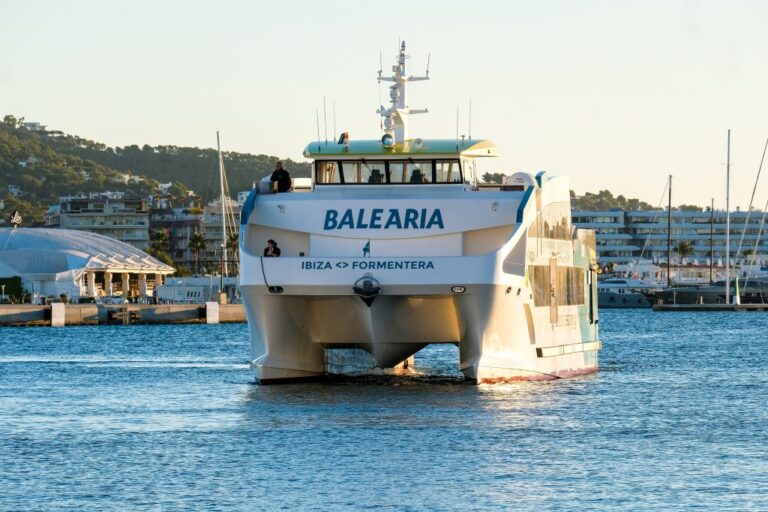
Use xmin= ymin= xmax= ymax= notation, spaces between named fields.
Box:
xmin=241 ymin=279 xmax=599 ymax=384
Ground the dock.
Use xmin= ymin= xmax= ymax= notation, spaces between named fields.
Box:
xmin=653 ymin=303 xmax=768 ymax=312
xmin=0 ymin=303 xmax=246 ymax=327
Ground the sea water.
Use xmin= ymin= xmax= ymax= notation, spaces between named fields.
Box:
xmin=0 ymin=310 xmax=766 ymax=511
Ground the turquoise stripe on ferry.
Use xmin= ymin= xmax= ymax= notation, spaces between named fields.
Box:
xmin=535 ymin=171 xmax=546 ymax=187
xmin=516 ymin=186 xmax=534 ymax=223
xmin=240 ymin=189 xmax=258 ymax=225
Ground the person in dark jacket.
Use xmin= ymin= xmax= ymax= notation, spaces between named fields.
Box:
xmin=270 ymin=161 xmax=292 ymax=192
xmin=263 ymin=239 xmax=281 ymax=257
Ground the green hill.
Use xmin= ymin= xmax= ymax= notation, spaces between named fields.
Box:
xmin=0 ymin=115 xmax=310 ymax=223
xmin=44 ymin=135 xmax=311 ymax=200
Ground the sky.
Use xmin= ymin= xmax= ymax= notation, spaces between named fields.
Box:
xmin=1 ymin=0 xmax=767 ymax=208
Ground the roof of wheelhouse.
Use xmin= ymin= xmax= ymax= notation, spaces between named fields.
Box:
xmin=303 ymin=138 xmax=498 ymax=158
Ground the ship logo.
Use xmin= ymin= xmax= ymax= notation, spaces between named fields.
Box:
xmin=362 ymin=240 xmax=371 ymax=257
xmin=9 ymin=210 xmax=22 ymax=227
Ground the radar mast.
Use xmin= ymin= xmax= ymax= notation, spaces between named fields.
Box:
xmin=377 ymin=41 xmax=429 ymax=144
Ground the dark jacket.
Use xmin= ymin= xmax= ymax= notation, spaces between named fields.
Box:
xmin=271 ymin=169 xmax=292 ymax=192
xmin=263 ymin=246 xmax=281 ymax=257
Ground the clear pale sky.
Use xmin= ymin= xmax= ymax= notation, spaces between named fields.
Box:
xmin=1 ymin=0 xmax=766 ymax=208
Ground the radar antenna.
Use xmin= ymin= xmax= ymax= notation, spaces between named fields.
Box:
xmin=377 ymin=41 xmax=429 ymax=144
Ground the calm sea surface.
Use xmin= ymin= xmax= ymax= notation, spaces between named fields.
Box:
xmin=1 ymin=310 xmax=766 ymax=511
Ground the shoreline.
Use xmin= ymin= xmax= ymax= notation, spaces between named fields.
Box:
xmin=0 ymin=303 xmax=245 ymax=327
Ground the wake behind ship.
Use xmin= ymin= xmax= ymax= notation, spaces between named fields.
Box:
xmin=239 ymin=42 xmax=600 ymax=383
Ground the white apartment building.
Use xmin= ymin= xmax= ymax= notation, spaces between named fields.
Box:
xmin=572 ymin=208 xmax=768 ymax=266
xmin=45 ymin=197 xmax=151 ymax=250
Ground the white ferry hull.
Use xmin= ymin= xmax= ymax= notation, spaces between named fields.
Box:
xmin=240 ymin=214 xmax=600 ymax=383
xmin=239 ymin=43 xmax=599 ymax=383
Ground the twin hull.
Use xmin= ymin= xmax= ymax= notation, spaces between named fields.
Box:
xmin=239 ymin=179 xmax=600 ymax=382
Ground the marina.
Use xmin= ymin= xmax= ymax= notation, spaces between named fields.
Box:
xmin=2 ymin=1 xmax=767 ymax=509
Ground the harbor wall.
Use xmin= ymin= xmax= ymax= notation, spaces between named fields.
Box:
xmin=0 ymin=303 xmax=246 ymax=327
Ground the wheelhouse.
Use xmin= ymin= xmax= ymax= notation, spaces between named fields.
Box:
xmin=303 ymin=138 xmax=498 ymax=187
xmin=314 ymin=158 xmax=462 ymax=185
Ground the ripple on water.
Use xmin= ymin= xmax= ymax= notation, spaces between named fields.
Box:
xmin=0 ymin=313 xmax=767 ymax=510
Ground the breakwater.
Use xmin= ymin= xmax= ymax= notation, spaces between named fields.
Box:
xmin=0 ymin=303 xmax=246 ymax=327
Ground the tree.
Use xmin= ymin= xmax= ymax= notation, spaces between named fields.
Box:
xmin=226 ymin=231 xmax=239 ymax=275
xmin=150 ymin=229 xmax=169 ymax=252
xmin=674 ymin=240 xmax=694 ymax=262
xmin=188 ymin=231 xmax=206 ymax=274
xmin=145 ymin=247 xmax=174 ymax=267
xmin=571 ymin=189 xmax=659 ymax=211
xmin=481 ymin=172 xmax=505 ymax=184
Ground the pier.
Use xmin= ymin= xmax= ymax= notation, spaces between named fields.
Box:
xmin=0 ymin=303 xmax=246 ymax=327
xmin=653 ymin=303 xmax=768 ymax=312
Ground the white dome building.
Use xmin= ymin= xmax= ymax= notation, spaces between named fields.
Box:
xmin=0 ymin=228 xmax=175 ymax=302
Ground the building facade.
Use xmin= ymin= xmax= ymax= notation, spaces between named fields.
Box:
xmin=572 ymin=208 xmax=768 ymax=266
xmin=45 ymin=197 xmax=151 ymax=250
xmin=201 ymin=198 xmax=241 ymax=274
xmin=46 ymin=192 xmax=249 ymax=274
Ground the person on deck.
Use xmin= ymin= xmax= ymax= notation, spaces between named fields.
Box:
xmin=270 ymin=162 xmax=292 ymax=192
xmin=263 ymin=239 xmax=281 ymax=257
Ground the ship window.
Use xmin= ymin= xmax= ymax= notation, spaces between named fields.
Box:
xmin=315 ymin=161 xmax=342 ymax=184
xmin=531 ymin=265 xmax=585 ymax=307
xmin=315 ymin=159 xmax=462 ymax=185
xmin=360 ymin=160 xmax=386 ymax=183
xmin=405 ymin=161 xmax=433 ymax=183
xmin=389 ymin=162 xmax=405 ymax=183
xmin=436 ymin=160 xmax=462 ymax=183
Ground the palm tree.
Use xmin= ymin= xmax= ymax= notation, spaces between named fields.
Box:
xmin=674 ymin=240 xmax=694 ymax=263
xmin=227 ymin=231 xmax=239 ymax=276
xmin=188 ymin=231 xmax=206 ymax=274
xmin=150 ymin=229 xmax=169 ymax=252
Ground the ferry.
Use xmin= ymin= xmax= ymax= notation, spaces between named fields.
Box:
xmin=239 ymin=42 xmax=600 ymax=383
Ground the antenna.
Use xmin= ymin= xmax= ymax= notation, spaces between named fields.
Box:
xmin=333 ymin=100 xmax=336 ymax=139
xmin=323 ymin=96 xmax=328 ymax=146
xmin=378 ymin=52 xmax=383 ymax=79
xmin=455 ymin=107 xmax=459 ymax=142
xmin=426 ymin=53 xmax=431 ymax=77
xmin=315 ymin=109 xmax=321 ymax=151
xmin=468 ymin=99 xmax=472 ymax=140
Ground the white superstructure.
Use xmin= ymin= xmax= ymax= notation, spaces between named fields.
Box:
xmin=239 ymin=43 xmax=600 ymax=383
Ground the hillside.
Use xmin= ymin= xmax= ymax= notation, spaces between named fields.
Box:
xmin=0 ymin=115 xmax=310 ymax=223
xmin=45 ymin=134 xmax=311 ymax=200
xmin=0 ymin=119 xmax=162 ymax=223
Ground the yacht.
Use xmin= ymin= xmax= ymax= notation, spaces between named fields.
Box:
xmin=597 ymin=278 xmax=655 ymax=308
xmin=239 ymin=42 xmax=601 ymax=383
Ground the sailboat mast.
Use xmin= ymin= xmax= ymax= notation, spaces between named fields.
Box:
xmin=725 ymin=129 xmax=731 ymax=305
xmin=667 ymin=174 xmax=672 ymax=287
xmin=217 ymin=131 xmax=228 ymax=278
xmin=709 ymin=198 xmax=714 ymax=284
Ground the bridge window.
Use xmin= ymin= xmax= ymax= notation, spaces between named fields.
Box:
xmin=314 ymin=159 xmax=463 ymax=185
xmin=316 ymin=161 xmax=343 ymax=184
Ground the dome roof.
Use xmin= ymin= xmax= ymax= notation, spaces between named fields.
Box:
xmin=0 ymin=228 xmax=174 ymax=276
